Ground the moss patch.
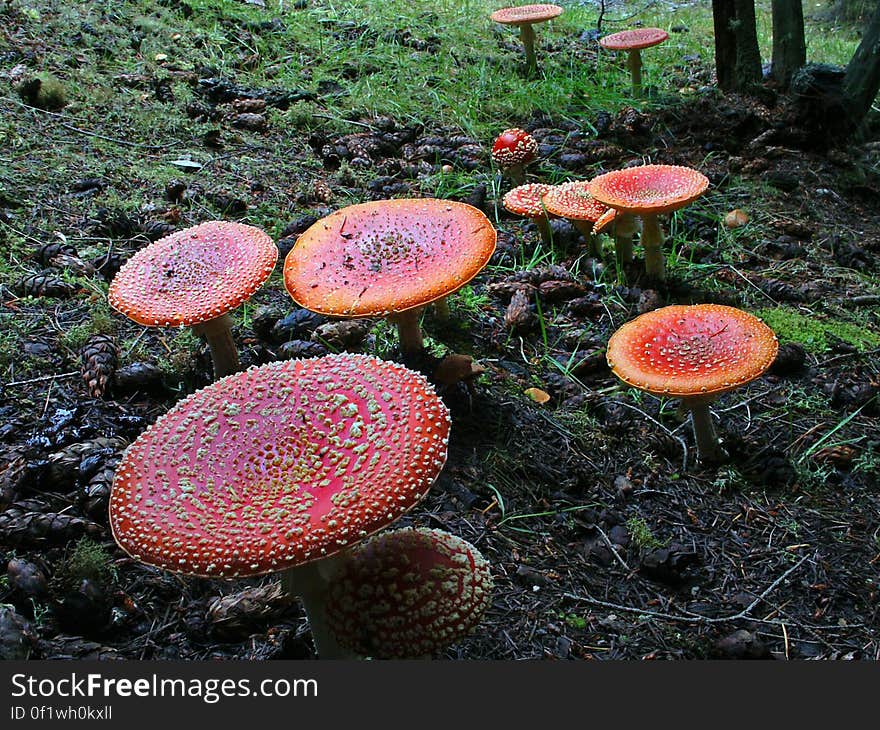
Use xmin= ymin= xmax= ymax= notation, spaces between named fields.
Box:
xmin=754 ymin=307 xmax=880 ymax=353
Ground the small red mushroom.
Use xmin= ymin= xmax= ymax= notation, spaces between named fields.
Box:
xmin=606 ymin=304 xmax=778 ymax=463
xmin=599 ymin=27 xmax=669 ymax=94
xmin=109 ymin=353 xmax=452 ymax=657
xmin=492 ymin=128 xmax=539 ymax=185
xmin=588 ymin=164 xmax=709 ymax=282
xmin=502 ymin=183 xmax=554 ymax=246
xmin=325 ymin=527 xmax=493 ymax=658
xmin=490 ymin=4 xmax=564 ymax=76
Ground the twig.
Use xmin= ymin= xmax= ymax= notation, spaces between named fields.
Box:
xmin=564 ymin=553 xmax=811 ymax=625
xmin=595 ymin=524 xmax=631 ymax=572
xmin=5 ymin=371 xmax=78 ymax=387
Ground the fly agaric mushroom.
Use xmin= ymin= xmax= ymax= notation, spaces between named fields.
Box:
xmin=502 ymin=183 xmax=554 ymax=246
xmin=606 ymin=304 xmax=778 ymax=463
xmin=588 ymin=164 xmax=709 ymax=282
xmin=542 ymin=180 xmax=614 ymax=258
xmin=325 ymin=527 xmax=493 ymax=658
xmin=108 ymin=221 xmax=277 ymax=379
xmin=492 ymin=128 xmax=539 ymax=185
xmin=599 ymin=27 xmax=669 ymax=94
xmin=283 ymin=198 xmax=496 ymax=356
xmin=490 ymin=4 xmax=563 ymax=76
xmin=109 ymin=353 xmax=451 ymax=658
xmin=592 ymin=205 xmax=640 ymax=267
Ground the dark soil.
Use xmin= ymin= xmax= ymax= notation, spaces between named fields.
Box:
xmin=1 ymin=6 xmax=879 ymax=662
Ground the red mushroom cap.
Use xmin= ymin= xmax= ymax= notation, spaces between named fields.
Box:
xmin=109 ymin=353 xmax=451 ymax=578
xmin=490 ymin=4 xmax=563 ymax=25
xmin=502 ymin=183 xmax=554 ymax=218
xmin=326 ymin=527 xmax=493 ymax=658
xmin=592 ymin=205 xmax=621 ymax=235
xmin=283 ymin=199 xmax=496 ymax=317
xmin=492 ymin=128 xmax=539 ymax=169
xmin=542 ymin=180 xmax=610 ymax=222
xmin=108 ymin=221 xmax=277 ymax=327
xmin=588 ymin=164 xmax=709 ymax=216
xmin=606 ymin=304 xmax=779 ymax=398
xmin=599 ymin=27 xmax=669 ymax=52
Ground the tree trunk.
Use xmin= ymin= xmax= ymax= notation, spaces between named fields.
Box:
xmin=713 ymin=0 xmax=763 ymax=92
xmin=771 ymin=0 xmax=806 ymax=88
xmin=842 ymin=0 xmax=880 ymax=125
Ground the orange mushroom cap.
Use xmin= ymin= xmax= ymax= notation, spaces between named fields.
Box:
xmin=503 ymin=183 xmax=554 ymax=218
xmin=542 ymin=180 xmax=611 ymax=222
xmin=592 ymin=205 xmax=621 ymax=235
xmin=109 ymin=353 xmax=451 ymax=578
xmin=492 ymin=128 xmax=539 ymax=169
xmin=606 ymin=304 xmax=779 ymax=398
xmin=108 ymin=221 xmax=277 ymax=327
xmin=599 ymin=27 xmax=669 ymax=51
xmin=283 ymin=199 xmax=496 ymax=317
xmin=588 ymin=164 xmax=709 ymax=216
xmin=326 ymin=527 xmax=493 ymax=658
xmin=490 ymin=4 xmax=563 ymax=25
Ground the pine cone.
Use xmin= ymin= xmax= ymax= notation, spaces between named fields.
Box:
xmin=141 ymin=220 xmax=177 ymax=241
xmin=505 ymin=289 xmax=536 ymax=333
xmin=48 ymin=252 xmax=96 ymax=277
xmin=15 ymin=272 xmax=77 ymax=298
xmin=80 ymin=335 xmax=118 ymax=398
xmin=232 ymin=98 xmax=266 ymax=113
xmin=46 ymin=437 xmax=126 ymax=490
xmin=81 ymin=461 xmax=119 ymax=518
xmin=538 ymin=280 xmax=587 ymax=302
xmin=207 ymin=583 xmax=294 ymax=640
xmin=0 ymin=507 xmax=102 ymax=546
xmin=312 ymin=179 xmax=333 ymax=203
xmin=34 ymin=241 xmax=77 ymax=266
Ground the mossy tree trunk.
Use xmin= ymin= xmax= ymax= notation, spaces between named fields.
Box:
xmin=712 ymin=0 xmax=763 ymax=92
xmin=771 ymin=0 xmax=806 ymax=88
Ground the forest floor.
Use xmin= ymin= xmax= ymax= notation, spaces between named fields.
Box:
xmin=0 ymin=0 xmax=878 ymax=660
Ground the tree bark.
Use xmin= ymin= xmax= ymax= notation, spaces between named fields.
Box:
xmin=713 ymin=0 xmax=763 ymax=92
xmin=771 ymin=0 xmax=806 ymax=88
xmin=842 ymin=0 xmax=880 ymax=125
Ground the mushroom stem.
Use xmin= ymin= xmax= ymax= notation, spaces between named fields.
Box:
xmin=684 ymin=398 xmax=727 ymax=464
xmin=507 ymin=164 xmax=526 ymax=185
xmin=627 ymin=49 xmax=643 ymax=93
xmin=433 ymin=297 xmax=450 ymax=322
xmin=390 ymin=308 xmax=425 ymax=355
xmin=573 ymin=220 xmax=602 ymax=257
xmin=191 ymin=313 xmax=239 ymax=379
xmin=640 ymin=214 xmax=666 ymax=281
xmin=281 ymin=559 xmax=354 ymax=660
xmin=613 ymin=213 xmax=638 ymax=266
xmin=533 ymin=216 xmax=553 ymax=247
xmin=520 ymin=23 xmax=537 ymax=75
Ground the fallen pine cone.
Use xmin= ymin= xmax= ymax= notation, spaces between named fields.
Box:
xmin=0 ymin=507 xmax=103 ymax=546
xmin=15 ymin=272 xmax=77 ymax=298
xmin=207 ymin=583 xmax=294 ymax=640
xmin=311 ymin=319 xmax=372 ymax=350
xmin=505 ymin=289 xmax=536 ymax=333
xmin=80 ymin=334 xmax=118 ymax=398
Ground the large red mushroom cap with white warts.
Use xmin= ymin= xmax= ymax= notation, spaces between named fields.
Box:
xmin=492 ymin=128 xmax=539 ymax=170
xmin=606 ymin=304 xmax=779 ymax=398
xmin=542 ymin=180 xmax=611 ymax=222
xmin=588 ymin=164 xmax=709 ymax=216
xmin=283 ymin=199 xmax=496 ymax=317
xmin=108 ymin=221 xmax=277 ymax=327
xmin=503 ymin=183 xmax=554 ymax=218
xmin=109 ymin=354 xmax=451 ymax=578
xmin=490 ymin=4 xmax=563 ymax=25
xmin=326 ymin=527 xmax=493 ymax=658
xmin=599 ymin=27 xmax=669 ymax=51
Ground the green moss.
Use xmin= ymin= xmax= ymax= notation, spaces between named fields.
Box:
xmin=51 ymin=537 xmax=113 ymax=594
xmin=754 ymin=307 xmax=880 ymax=353
xmin=626 ymin=516 xmax=667 ymax=551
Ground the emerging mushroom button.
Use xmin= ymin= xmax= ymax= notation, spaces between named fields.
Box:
xmin=109 ymin=353 xmax=452 ymax=578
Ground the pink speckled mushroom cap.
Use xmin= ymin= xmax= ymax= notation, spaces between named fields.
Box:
xmin=503 ymin=183 xmax=554 ymax=218
xmin=109 ymin=354 xmax=452 ymax=578
xmin=490 ymin=4 xmax=563 ymax=25
xmin=108 ymin=221 xmax=277 ymax=327
xmin=492 ymin=128 xmax=539 ymax=169
xmin=283 ymin=199 xmax=496 ymax=317
xmin=588 ymin=164 xmax=709 ymax=216
xmin=542 ymin=180 xmax=611 ymax=222
xmin=606 ymin=304 xmax=778 ymax=398
xmin=599 ymin=27 xmax=669 ymax=52
xmin=326 ymin=527 xmax=494 ymax=658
